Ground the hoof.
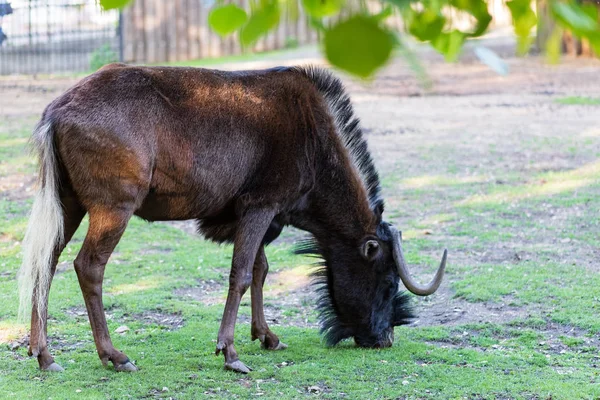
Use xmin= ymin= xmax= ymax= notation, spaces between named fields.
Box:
xmin=115 ymin=361 xmax=138 ymax=372
xmin=262 ymin=341 xmax=288 ymax=351
xmin=224 ymin=360 xmax=252 ymax=374
xmin=43 ymin=362 xmax=64 ymax=372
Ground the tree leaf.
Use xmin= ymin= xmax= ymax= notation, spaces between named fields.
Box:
xmin=432 ymin=30 xmax=465 ymax=62
xmin=407 ymin=9 xmax=446 ymax=41
xmin=581 ymin=3 xmax=600 ymax=24
xmin=588 ymin=33 xmax=600 ymax=56
xmin=551 ymin=1 xmax=600 ymax=55
xmin=383 ymin=0 xmax=412 ymax=11
xmin=552 ymin=2 xmax=599 ymax=35
xmin=450 ymin=0 xmax=492 ymax=37
xmin=324 ymin=15 xmax=395 ymax=78
xmin=302 ymin=0 xmax=344 ymax=18
xmin=309 ymin=17 xmax=327 ymax=32
xmin=240 ymin=1 xmax=280 ymax=47
xmin=99 ymin=0 xmax=132 ymax=10
xmin=506 ymin=0 xmax=537 ymax=55
xmin=372 ymin=5 xmax=394 ymax=22
xmin=209 ymin=5 xmax=248 ymax=36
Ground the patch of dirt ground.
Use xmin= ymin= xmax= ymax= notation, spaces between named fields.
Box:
xmin=410 ymin=285 xmax=530 ymax=327
xmin=0 ymin=174 xmax=36 ymax=201
xmin=65 ymin=306 xmax=185 ymax=331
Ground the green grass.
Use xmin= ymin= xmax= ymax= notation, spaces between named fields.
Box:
xmin=555 ymin=96 xmax=600 ymax=106
xmin=163 ymin=46 xmax=309 ymax=68
xmin=2 ymin=86 xmax=600 ymax=399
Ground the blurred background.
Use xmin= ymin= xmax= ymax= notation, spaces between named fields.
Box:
xmin=0 ymin=0 xmax=596 ymax=75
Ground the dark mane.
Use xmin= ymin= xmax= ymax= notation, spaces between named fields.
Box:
xmin=291 ymin=66 xmax=384 ymax=212
xmin=295 ymin=238 xmax=349 ymax=345
xmin=291 ymin=67 xmax=413 ymax=345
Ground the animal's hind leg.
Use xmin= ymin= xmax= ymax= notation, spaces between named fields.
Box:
xmin=250 ymin=246 xmax=287 ymax=350
xmin=29 ymin=193 xmax=85 ymax=371
xmin=74 ymin=206 xmax=137 ymax=372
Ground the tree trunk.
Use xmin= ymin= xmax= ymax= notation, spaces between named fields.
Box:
xmin=536 ymin=0 xmax=554 ymax=53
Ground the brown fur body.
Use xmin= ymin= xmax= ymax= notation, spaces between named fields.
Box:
xmin=52 ymin=65 xmax=373 ymax=237
xmin=21 ymin=64 xmax=414 ymax=373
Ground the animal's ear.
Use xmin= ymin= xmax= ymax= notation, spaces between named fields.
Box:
xmin=373 ymin=202 xmax=384 ymax=223
xmin=361 ymin=239 xmax=381 ymax=261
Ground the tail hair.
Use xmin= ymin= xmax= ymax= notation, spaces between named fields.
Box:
xmin=18 ymin=120 xmax=64 ymax=328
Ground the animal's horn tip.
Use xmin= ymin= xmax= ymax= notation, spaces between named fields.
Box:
xmin=440 ymin=249 xmax=448 ymax=269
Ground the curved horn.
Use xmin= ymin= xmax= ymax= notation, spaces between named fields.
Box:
xmin=389 ymin=226 xmax=446 ymax=296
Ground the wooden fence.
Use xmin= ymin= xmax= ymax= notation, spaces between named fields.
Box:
xmin=121 ymin=0 xmax=319 ymax=64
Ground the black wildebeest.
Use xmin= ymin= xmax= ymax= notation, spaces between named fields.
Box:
xmin=18 ymin=64 xmax=446 ymax=373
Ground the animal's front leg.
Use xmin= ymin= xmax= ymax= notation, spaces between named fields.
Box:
xmin=251 ymin=246 xmax=287 ymax=350
xmin=215 ymin=207 xmax=277 ymax=373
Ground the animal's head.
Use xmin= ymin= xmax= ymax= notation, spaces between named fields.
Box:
xmin=302 ymin=222 xmax=446 ymax=348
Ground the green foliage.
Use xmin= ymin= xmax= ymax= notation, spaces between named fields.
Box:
xmin=323 ymin=15 xmax=395 ymax=78
xmin=383 ymin=0 xmax=412 ymax=10
xmin=552 ymin=1 xmax=600 ymax=54
xmin=432 ymin=30 xmax=465 ymax=62
xmin=403 ymin=0 xmax=492 ymax=63
xmin=406 ymin=8 xmax=446 ymax=42
xmin=97 ymin=0 xmax=600 ymax=78
xmin=506 ymin=0 xmax=537 ymax=55
xmin=552 ymin=2 xmax=598 ymax=33
xmin=89 ymin=44 xmax=118 ymax=71
xmin=284 ymin=37 xmax=300 ymax=49
xmin=240 ymin=0 xmax=280 ymax=47
xmin=450 ymin=0 xmax=492 ymax=37
xmin=99 ymin=0 xmax=131 ymax=11
xmin=302 ymin=0 xmax=344 ymax=18
xmin=209 ymin=4 xmax=248 ymax=36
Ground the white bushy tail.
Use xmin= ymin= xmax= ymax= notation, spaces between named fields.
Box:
xmin=18 ymin=121 xmax=64 ymax=329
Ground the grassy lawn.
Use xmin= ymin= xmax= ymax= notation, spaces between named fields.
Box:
xmin=2 ymin=85 xmax=600 ymax=398
xmin=555 ymin=96 xmax=600 ymax=106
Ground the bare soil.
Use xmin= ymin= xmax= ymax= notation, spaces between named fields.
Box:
xmin=2 ymin=38 xmax=599 ymax=330
xmin=65 ymin=306 xmax=185 ymax=331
